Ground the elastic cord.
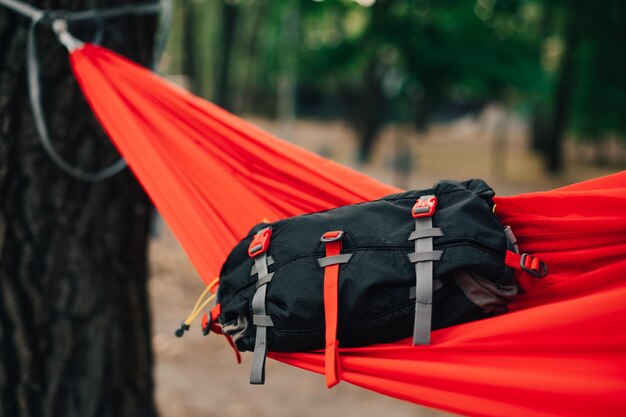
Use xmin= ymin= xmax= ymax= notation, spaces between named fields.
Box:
xmin=183 ymin=277 xmax=220 ymax=327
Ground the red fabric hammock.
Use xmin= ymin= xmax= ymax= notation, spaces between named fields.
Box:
xmin=70 ymin=44 xmax=626 ymax=417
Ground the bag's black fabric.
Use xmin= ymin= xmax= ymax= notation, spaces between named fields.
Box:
xmin=218 ymin=179 xmax=517 ymax=352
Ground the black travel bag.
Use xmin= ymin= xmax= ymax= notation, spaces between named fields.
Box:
xmin=216 ymin=179 xmax=546 ymax=385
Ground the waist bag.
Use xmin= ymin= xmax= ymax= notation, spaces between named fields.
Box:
xmin=216 ymin=179 xmax=547 ymax=386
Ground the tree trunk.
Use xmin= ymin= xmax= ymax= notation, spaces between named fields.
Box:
xmin=0 ymin=2 xmax=157 ymax=417
xmin=355 ymin=59 xmax=387 ymax=163
xmin=529 ymin=5 xmax=553 ymax=153
xmin=181 ymin=0 xmax=198 ymax=94
xmin=240 ymin=0 xmax=270 ymax=114
xmin=277 ymin=2 xmax=299 ymax=139
xmin=491 ymin=106 xmax=509 ymax=178
xmin=546 ymin=12 xmax=579 ymax=174
xmin=530 ymin=103 xmax=549 ymax=152
xmin=214 ymin=0 xmax=239 ymax=111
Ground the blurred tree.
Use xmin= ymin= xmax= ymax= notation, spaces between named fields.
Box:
xmin=277 ymin=2 xmax=299 ymax=138
xmin=0 ymin=2 xmax=157 ymax=417
xmin=238 ymin=0 xmax=272 ymax=113
xmin=167 ymin=0 xmax=220 ymax=98
xmin=544 ymin=3 xmax=580 ymax=173
xmin=181 ymin=0 xmax=199 ymax=92
xmin=215 ymin=0 xmax=240 ymax=110
xmin=298 ymin=0 xmax=540 ymax=161
xmin=297 ymin=0 xmax=392 ymax=160
xmin=167 ymin=0 xmax=625 ymax=171
xmin=567 ymin=0 xmax=626 ymax=163
xmin=529 ymin=2 xmax=554 ymax=154
xmin=530 ymin=0 xmax=626 ymax=173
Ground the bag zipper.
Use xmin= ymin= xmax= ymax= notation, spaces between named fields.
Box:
xmin=330 ymin=238 xmax=504 ymax=259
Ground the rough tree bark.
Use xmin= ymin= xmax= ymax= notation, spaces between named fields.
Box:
xmin=0 ymin=2 xmax=157 ymax=417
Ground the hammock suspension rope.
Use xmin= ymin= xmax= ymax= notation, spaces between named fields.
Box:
xmin=0 ymin=0 xmax=172 ymax=182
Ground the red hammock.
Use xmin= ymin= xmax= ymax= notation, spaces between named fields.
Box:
xmin=70 ymin=44 xmax=626 ymax=417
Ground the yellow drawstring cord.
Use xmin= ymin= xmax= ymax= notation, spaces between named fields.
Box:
xmin=177 ymin=219 xmax=270 ymax=337
xmin=175 ymin=277 xmax=219 ymax=337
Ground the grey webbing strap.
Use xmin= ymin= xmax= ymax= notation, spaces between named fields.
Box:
xmin=410 ymin=279 xmax=443 ymax=299
xmin=255 ymin=272 xmax=274 ymax=289
xmin=408 ymin=195 xmax=442 ymax=346
xmin=252 ymin=314 xmax=274 ymax=327
xmin=317 ymin=254 xmax=353 ymax=268
xmin=250 ymin=252 xmax=274 ymax=384
xmin=407 ymin=251 xmax=442 ymax=263
xmin=250 ymin=256 xmax=274 ymax=276
xmin=409 ymin=228 xmax=444 ymax=240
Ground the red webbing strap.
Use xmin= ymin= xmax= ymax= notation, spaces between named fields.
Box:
xmin=504 ymin=250 xmax=548 ymax=278
xmin=321 ymin=232 xmax=343 ymax=388
xmin=505 ymin=250 xmax=522 ymax=269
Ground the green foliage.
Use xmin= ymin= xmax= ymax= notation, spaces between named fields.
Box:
xmin=296 ymin=0 xmax=545 ymax=129
xmin=166 ymin=0 xmax=626 ymax=144
xmin=568 ymin=0 xmax=626 ymax=141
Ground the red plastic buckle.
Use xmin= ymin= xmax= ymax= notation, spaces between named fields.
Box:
xmin=520 ymin=253 xmax=548 ymax=278
xmin=248 ymin=228 xmax=272 ymax=257
xmin=412 ymin=196 xmax=437 ymax=218
xmin=321 ymin=230 xmax=344 ymax=243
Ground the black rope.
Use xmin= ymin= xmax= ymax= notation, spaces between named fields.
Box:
xmin=0 ymin=0 xmax=172 ymax=182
